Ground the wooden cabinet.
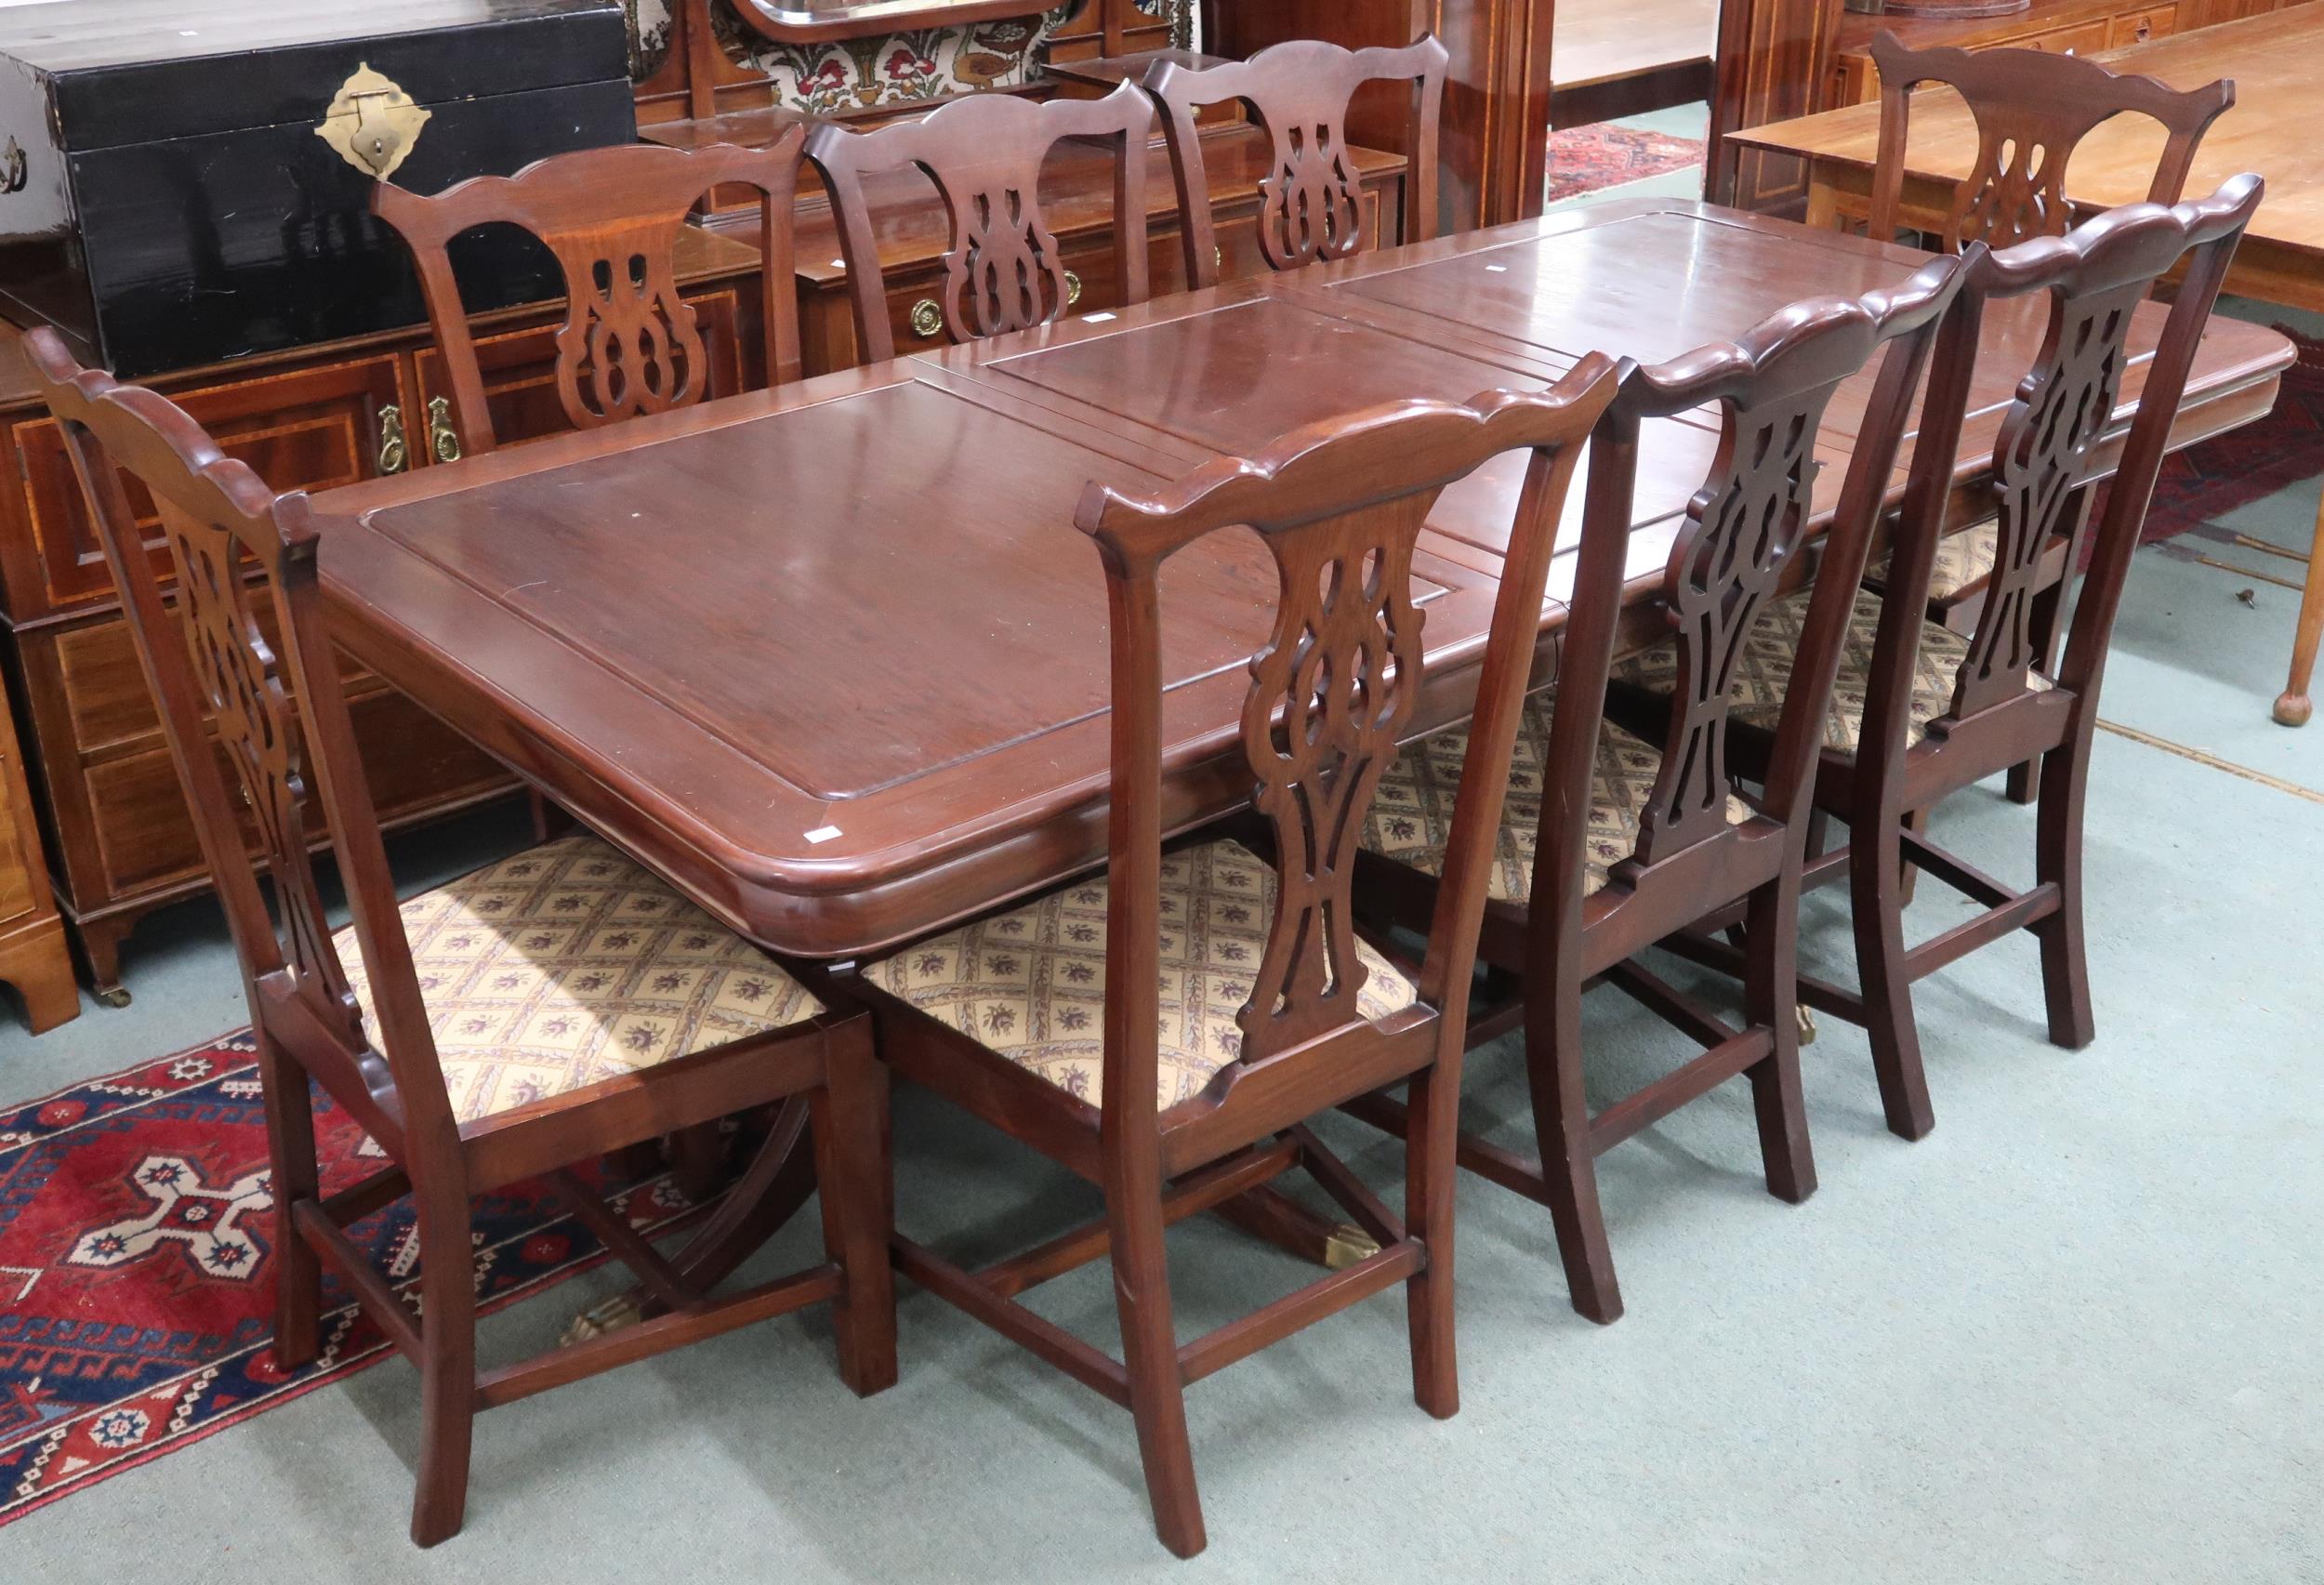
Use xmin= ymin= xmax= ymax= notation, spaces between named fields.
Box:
xmin=0 ymin=687 xmax=73 ymax=1033
xmin=0 ymin=228 xmax=764 ymax=1002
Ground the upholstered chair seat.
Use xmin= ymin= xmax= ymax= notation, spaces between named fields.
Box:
xmin=338 ymin=835 xmax=823 ymax=1125
xmin=1614 ymin=585 xmax=2051 ymax=759
xmin=859 ymin=839 xmax=1419 ymax=1110
xmin=1363 ymin=693 xmax=1753 ymax=905
xmin=1877 ymin=518 xmax=2001 ymax=601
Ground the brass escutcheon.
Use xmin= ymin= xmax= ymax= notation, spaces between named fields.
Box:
xmin=427 ymin=396 xmax=462 ymax=464
xmin=1064 ymin=269 xmax=1083 ymax=306
xmin=315 ymin=63 xmax=431 ymax=181
xmin=908 ymin=297 xmax=944 ymax=339
xmin=376 ymin=403 xmax=409 ymax=475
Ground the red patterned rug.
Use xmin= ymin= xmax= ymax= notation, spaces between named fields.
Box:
xmin=0 ymin=1033 xmax=694 ymax=1528
xmin=1545 ymin=125 xmax=1706 ymax=204
xmin=2146 ymin=321 xmax=2324 ymax=535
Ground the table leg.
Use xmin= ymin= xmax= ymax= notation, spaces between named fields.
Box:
xmin=2275 ymin=481 xmax=2324 ymax=727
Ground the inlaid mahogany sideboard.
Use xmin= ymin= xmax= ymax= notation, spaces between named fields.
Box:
xmin=0 ymin=691 xmax=73 ymax=1032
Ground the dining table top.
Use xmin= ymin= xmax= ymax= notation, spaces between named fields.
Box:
xmin=310 ymin=196 xmax=2294 ymax=962
xmin=1728 ymin=4 xmax=2324 ymax=308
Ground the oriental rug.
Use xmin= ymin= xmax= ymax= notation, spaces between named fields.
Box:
xmin=0 ymin=1033 xmax=695 ymax=1528
xmin=1544 ymin=125 xmax=1706 ymax=204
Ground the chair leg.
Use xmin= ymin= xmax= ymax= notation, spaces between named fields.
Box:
xmin=410 ymin=1183 xmax=479 ymax=1549
xmin=1105 ymin=1163 xmax=1206 ymax=1557
xmin=1401 ymin=1063 xmax=1461 ymax=1419
xmin=1853 ymin=805 xmax=1936 ymax=1142
xmin=667 ymin=1121 xmax=731 ymax=1206
xmin=1741 ymin=883 xmax=1816 ymax=1205
xmin=257 ymin=1038 xmax=323 ymax=1370
xmin=811 ymin=1029 xmax=898 ymax=1397
xmin=1520 ymin=971 xmax=1621 ymax=1325
xmin=2034 ymin=737 xmax=2096 ymax=1050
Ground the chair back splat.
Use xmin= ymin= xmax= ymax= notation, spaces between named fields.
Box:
xmin=1574 ymin=253 xmax=1966 ymax=921
xmin=374 ymin=135 xmax=807 ymax=456
xmin=1866 ymin=33 xmax=2234 ymax=252
xmin=806 ymin=82 xmax=1154 ymax=364
xmin=1141 ymin=35 xmax=1447 ymax=289
xmin=29 ymin=336 xmax=442 ymax=1145
xmin=1076 ymin=358 xmax=1620 ymax=1132
xmin=27 ymin=330 xmax=898 ymax=1549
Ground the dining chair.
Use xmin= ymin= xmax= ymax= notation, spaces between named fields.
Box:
xmin=1350 ymin=257 xmax=1965 ymax=1326
xmin=803 ymin=82 xmax=1153 ymax=364
xmin=1140 ymin=35 xmax=1446 ymax=290
xmin=373 ymin=134 xmax=806 ymax=458
xmin=1866 ymin=33 xmax=2235 ymax=254
xmin=848 ymin=363 xmax=1619 ymax=1556
xmin=1859 ymin=34 xmax=2235 ymax=720
xmin=27 ymin=330 xmax=895 ymax=1548
xmin=1624 ymin=176 xmax=2265 ymax=1143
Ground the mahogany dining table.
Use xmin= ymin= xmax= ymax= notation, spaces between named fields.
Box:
xmin=311 ymin=195 xmax=2293 ymax=966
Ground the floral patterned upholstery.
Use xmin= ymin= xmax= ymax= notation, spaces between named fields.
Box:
xmin=1612 ymin=584 xmax=2051 ymax=759
xmin=1873 ymin=519 xmax=2002 ymax=601
xmin=1361 ymin=697 xmax=1753 ymax=907
xmin=857 ymin=839 xmax=1418 ymax=1110
xmin=337 ymin=836 xmax=822 ymax=1126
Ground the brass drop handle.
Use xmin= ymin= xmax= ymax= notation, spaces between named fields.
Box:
xmin=427 ymin=396 xmax=462 ymax=464
xmin=376 ymin=403 xmax=409 ymax=475
xmin=908 ymin=298 xmax=944 ymax=339
xmin=1064 ymin=270 xmax=1083 ymax=306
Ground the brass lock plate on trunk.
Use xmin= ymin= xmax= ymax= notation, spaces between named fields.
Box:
xmin=315 ymin=63 xmax=430 ymax=181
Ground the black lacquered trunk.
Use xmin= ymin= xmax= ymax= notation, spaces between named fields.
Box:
xmin=0 ymin=0 xmax=635 ymax=376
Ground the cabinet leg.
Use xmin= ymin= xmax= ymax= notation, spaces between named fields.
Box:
xmin=0 ymin=918 xmax=81 ymax=1034
xmin=2272 ymin=482 xmax=2324 ymax=728
xmin=72 ymin=914 xmax=139 ymax=1008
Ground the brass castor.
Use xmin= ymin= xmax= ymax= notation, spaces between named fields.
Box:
xmin=96 ymin=985 xmax=132 ymax=1009
xmin=1796 ymin=1005 xmax=1818 ymax=1045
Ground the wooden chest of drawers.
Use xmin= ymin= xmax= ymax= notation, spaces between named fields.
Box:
xmin=0 ymin=227 xmax=764 ymax=1001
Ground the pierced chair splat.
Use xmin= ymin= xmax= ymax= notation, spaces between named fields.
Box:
xmin=27 ymin=331 xmax=894 ymax=1550
xmin=804 ymin=82 xmax=1155 ymax=364
xmin=1635 ymin=177 xmax=2265 ymax=1142
xmin=1141 ymin=34 xmax=1446 ymax=290
xmin=1353 ymin=256 xmax=1966 ymax=1326
xmin=850 ymin=360 xmax=1619 ymax=1558
xmin=373 ymin=135 xmax=808 ymax=458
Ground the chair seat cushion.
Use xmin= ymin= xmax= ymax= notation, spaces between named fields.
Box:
xmin=856 ymin=839 xmax=1419 ymax=1111
xmin=1361 ymin=694 xmax=1752 ymax=907
xmin=337 ymin=835 xmax=822 ymax=1125
xmin=1875 ymin=518 xmax=2000 ymax=601
xmin=1612 ymin=584 xmax=2050 ymax=758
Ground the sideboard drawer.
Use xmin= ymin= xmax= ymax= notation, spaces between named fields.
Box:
xmin=6 ymin=354 xmax=408 ymax=624
xmin=2106 ymin=4 xmax=2177 ymax=46
xmin=2018 ymin=19 xmax=2113 ymax=52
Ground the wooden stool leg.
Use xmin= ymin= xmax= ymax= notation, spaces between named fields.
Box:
xmin=2034 ymin=739 xmax=2096 ymax=1050
xmin=1105 ymin=1166 xmax=1206 ymax=1557
xmin=1522 ymin=974 xmax=1621 ymax=1325
xmin=1853 ymin=807 xmax=1936 ymax=1141
xmin=811 ymin=1026 xmax=898 ymax=1397
xmin=257 ymin=1039 xmax=324 ymax=1369
xmin=1402 ymin=1063 xmax=1461 ymax=1419
xmin=410 ymin=1186 xmax=480 ymax=1549
xmin=1742 ymin=884 xmax=1816 ymax=1204
xmin=2274 ymin=482 xmax=2324 ymax=728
